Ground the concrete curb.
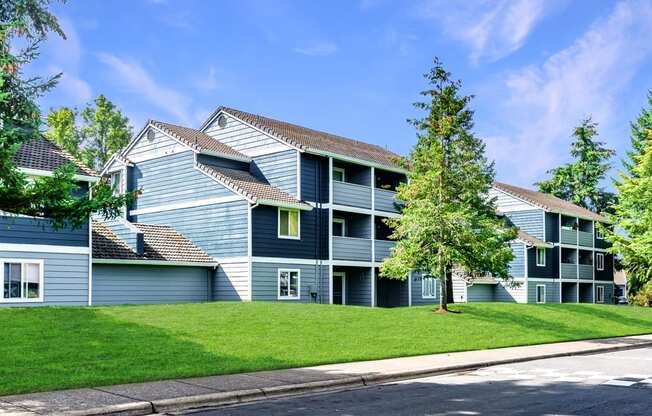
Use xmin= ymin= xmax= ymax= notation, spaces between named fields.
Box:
xmin=64 ymin=401 xmax=153 ymax=416
xmin=151 ymin=339 xmax=652 ymax=415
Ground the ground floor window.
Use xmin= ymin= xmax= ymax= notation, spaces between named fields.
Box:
xmin=278 ymin=269 xmax=300 ymax=300
xmin=422 ymin=275 xmax=436 ymax=299
xmin=596 ymin=285 xmax=604 ymax=303
xmin=536 ymin=284 xmax=546 ymax=303
xmin=1 ymin=259 xmax=43 ymax=302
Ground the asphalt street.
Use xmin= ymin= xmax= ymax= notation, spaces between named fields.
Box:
xmin=180 ymin=347 xmax=652 ymax=416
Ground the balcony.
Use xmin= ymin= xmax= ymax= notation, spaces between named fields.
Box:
xmin=579 ymin=264 xmax=593 ymax=280
xmin=332 ymin=181 xmax=372 ymax=209
xmin=374 ymin=189 xmax=399 ymax=213
xmin=561 ymin=263 xmax=577 ymax=279
xmin=374 ymin=240 xmax=396 ymax=262
xmin=332 ymin=236 xmax=372 ymax=261
xmin=578 ymin=231 xmax=593 ymax=247
xmin=560 ymin=228 xmax=577 ymax=245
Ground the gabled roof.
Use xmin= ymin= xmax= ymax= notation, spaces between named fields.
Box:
xmin=13 ymin=136 xmax=96 ymax=177
xmin=493 ymin=182 xmax=606 ymax=222
xmin=207 ymin=106 xmax=406 ymax=172
xmin=150 ymin=120 xmax=250 ymax=162
xmin=516 ymin=230 xmax=553 ymax=248
xmin=92 ymin=221 xmax=216 ymax=264
xmin=196 ymin=163 xmax=311 ymax=210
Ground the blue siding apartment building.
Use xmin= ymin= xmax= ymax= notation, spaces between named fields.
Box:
xmin=1 ymin=107 xmax=615 ymax=307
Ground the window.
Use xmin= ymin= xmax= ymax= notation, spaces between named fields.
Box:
xmin=422 ymin=275 xmax=437 ymax=299
xmin=332 ymin=218 xmax=346 ymax=237
xmin=536 ymin=285 xmax=546 ymax=304
xmin=278 ymin=269 xmax=300 ymax=300
xmin=2 ymin=260 xmax=43 ymax=303
xmin=596 ymin=253 xmax=604 ymax=271
xmin=278 ymin=208 xmax=300 ymax=239
xmin=109 ymin=170 xmax=122 ymax=196
xmin=595 ymin=227 xmax=604 ymax=240
xmin=332 ymin=167 xmax=345 ymax=182
xmin=596 ymin=285 xmax=605 ymax=303
xmin=536 ymin=247 xmax=546 ymax=267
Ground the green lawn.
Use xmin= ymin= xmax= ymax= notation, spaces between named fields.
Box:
xmin=2 ymin=302 xmax=652 ymax=395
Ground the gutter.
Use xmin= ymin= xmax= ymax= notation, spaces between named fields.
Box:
xmin=93 ymin=259 xmax=219 ymax=267
xmin=19 ymin=167 xmax=99 ymax=183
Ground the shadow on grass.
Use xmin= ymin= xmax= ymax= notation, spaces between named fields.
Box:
xmin=548 ymin=304 xmax=652 ymax=332
xmin=0 ymin=307 xmax=289 ymax=396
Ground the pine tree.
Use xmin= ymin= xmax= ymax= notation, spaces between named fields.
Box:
xmin=380 ymin=59 xmax=517 ymax=312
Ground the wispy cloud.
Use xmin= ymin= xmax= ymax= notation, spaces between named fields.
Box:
xmin=294 ymin=41 xmax=338 ymax=57
xmin=418 ymin=0 xmax=549 ymax=63
xmin=483 ymin=0 xmax=652 ymax=185
xmin=193 ymin=66 xmax=219 ymax=91
xmin=97 ymin=53 xmax=193 ymax=125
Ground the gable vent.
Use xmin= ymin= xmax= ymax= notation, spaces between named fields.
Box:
xmin=217 ymin=115 xmax=227 ymax=128
xmin=146 ymin=129 xmax=155 ymax=141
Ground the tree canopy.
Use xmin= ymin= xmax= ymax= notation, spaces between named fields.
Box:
xmin=380 ymin=58 xmax=517 ymax=312
xmin=0 ymin=0 xmax=132 ymax=228
xmin=536 ymin=117 xmax=616 ymax=213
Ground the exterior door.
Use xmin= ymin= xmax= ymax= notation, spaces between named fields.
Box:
xmin=333 ymin=272 xmax=346 ymax=305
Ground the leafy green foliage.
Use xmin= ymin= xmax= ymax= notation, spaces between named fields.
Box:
xmin=46 ymin=95 xmax=132 ymax=171
xmin=0 ymin=0 xmax=132 ymax=228
xmin=536 ymin=117 xmax=616 ymax=213
xmin=380 ymin=59 xmax=517 ymax=310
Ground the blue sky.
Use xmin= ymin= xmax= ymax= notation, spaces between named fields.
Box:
xmin=35 ymin=0 xmax=652 ymax=187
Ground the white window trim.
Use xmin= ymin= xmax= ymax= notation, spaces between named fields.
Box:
xmin=536 ymin=284 xmax=546 ymax=304
xmin=109 ymin=170 xmax=123 ymax=195
xmin=332 ymin=218 xmax=346 ymax=237
xmin=332 ymin=167 xmax=346 ymax=182
xmin=596 ymin=285 xmax=605 ymax=303
xmin=1 ymin=259 xmax=44 ymax=303
xmin=333 ymin=271 xmax=346 ymax=305
xmin=277 ymin=208 xmax=301 ymax=240
xmin=277 ymin=269 xmax=300 ymax=300
xmin=596 ymin=253 xmax=604 ymax=271
xmin=422 ymin=275 xmax=437 ymax=299
xmin=595 ymin=226 xmax=604 ymax=240
xmin=536 ymin=247 xmax=546 ymax=267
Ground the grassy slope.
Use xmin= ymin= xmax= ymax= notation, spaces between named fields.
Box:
xmin=2 ymin=302 xmax=652 ymax=395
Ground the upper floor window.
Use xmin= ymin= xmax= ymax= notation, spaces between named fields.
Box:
xmin=332 ymin=218 xmax=346 ymax=237
xmin=596 ymin=253 xmax=604 ymax=271
xmin=422 ymin=275 xmax=436 ymax=299
xmin=595 ymin=227 xmax=604 ymax=240
xmin=2 ymin=259 xmax=43 ymax=303
xmin=278 ymin=269 xmax=300 ymax=300
xmin=536 ymin=248 xmax=546 ymax=267
xmin=278 ymin=208 xmax=300 ymax=239
xmin=332 ymin=167 xmax=345 ymax=182
xmin=109 ymin=170 xmax=123 ymax=196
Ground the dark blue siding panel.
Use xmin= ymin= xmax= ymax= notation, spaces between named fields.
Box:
xmin=301 ymin=154 xmax=329 ymax=203
xmin=0 ymin=215 xmax=88 ymax=247
xmin=546 ymin=212 xmax=559 ymax=242
xmin=252 ymin=205 xmax=328 ymax=259
xmin=527 ymin=246 xmax=557 ymax=279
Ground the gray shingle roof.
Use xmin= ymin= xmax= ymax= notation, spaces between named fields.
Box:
xmin=150 ymin=120 xmax=250 ymax=161
xmin=196 ymin=163 xmax=306 ymax=207
xmin=13 ymin=136 xmax=96 ymax=177
xmin=493 ymin=182 xmax=606 ymax=222
xmin=212 ymin=106 xmax=405 ymax=170
xmin=92 ymin=221 xmax=216 ymax=264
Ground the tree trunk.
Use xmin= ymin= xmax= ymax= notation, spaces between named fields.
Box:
xmin=438 ymin=252 xmax=448 ymax=312
xmin=446 ymin=267 xmax=454 ymax=304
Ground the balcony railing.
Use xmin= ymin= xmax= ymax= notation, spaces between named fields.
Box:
xmin=374 ymin=240 xmax=396 ymax=262
xmin=560 ymin=263 xmax=578 ymax=279
xmin=579 ymin=264 xmax=593 ymax=280
xmin=560 ymin=228 xmax=577 ymax=245
xmin=332 ymin=236 xmax=372 ymax=261
xmin=374 ymin=189 xmax=400 ymax=213
xmin=578 ymin=231 xmax=593 ymax=247
xmin=332 ymin=181 xmax=372 ymax=209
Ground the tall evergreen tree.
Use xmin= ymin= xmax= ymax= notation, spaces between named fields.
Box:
xmin=605 ymin=95 xmax=652 ymax=296
xmin=0 ymin=0 xmax=132 ymax=228
xmin=536 ymin=117 xmax=616 ymax=213
xmin=380 ymin=59 xmax=516 ymax=312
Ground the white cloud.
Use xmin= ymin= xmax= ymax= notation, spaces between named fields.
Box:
xmin=97 ymin=53 xmax=193 ymax=125
xmin=418 ymin=0 xmax=548 ymax=63
xmin=484 ymin=0 xmax=652 ymax=185
xmin=294 ymin=41 xmax=338 ymax=57
xmin=55 ymin=70 xmax=93 ymax=104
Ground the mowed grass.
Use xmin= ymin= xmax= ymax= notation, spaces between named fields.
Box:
xmin=2 ymin=302 xmax=652 ymax=395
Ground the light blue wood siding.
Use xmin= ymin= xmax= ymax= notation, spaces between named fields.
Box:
xmin=251 ymin=150 xmax=298 ymax=198
xmin=332 ymin=237 xmax=372 ymax=261
xmin=578 ymin=231 xmax=593 ymax=247
xmin=135 ymin=201 xmax=249 ymax=258
xmin=579 ymin=264 xmax=593 ymax=280
xmin=0 ymin=251 xmax=88 ymax=307
xmin=203 ymin=113 xmax=291 ymax=156
xmin=509 ymin=241 xmax=525 ymax=278
xmin=93 ymin=265 xmax=211 ymax=305
xmin=561 ymin=263 xmax=577 ymax=279
xmin=333 ymin=181 xmax=372 ymax=208
xmin=102 ymin=220 xmax=142 ymax=253
xmin=561 ymin=229 xmax=577 ymax=244
xmin=528 ymin=281 xmax=560 ymax=303
xmin=214 ymin=260 xmax=250 ymax=301
xmin=131 ymin=151 xmax=236 ymax=210
xmin=411 ymin=271 xmax=438 ymax=306
xmin=495 ymin=280 xmax=526 ymax=303
xmin=250 ymin=262 xmax=328 ymax=303
xmin=467 ymin=284 xmax=495 ymax=302
xmin=505 ymin=210 xmax=544 ymax=240
xmin=0 ymin=215 xmax=88 ymax=246
xmin=374 ymin=189 xmax=399 ymax=213
xmin=374 ymin=240 xmax=395 ymax=262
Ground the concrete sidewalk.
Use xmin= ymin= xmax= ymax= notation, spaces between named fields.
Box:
xmin=2 ymin=334 xmax=652 ymax=416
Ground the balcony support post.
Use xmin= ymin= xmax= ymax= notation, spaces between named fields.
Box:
xmin=328 ymin=157 xmax=333 ymax=305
